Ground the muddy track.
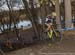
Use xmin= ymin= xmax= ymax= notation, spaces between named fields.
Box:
xmin=1 ymin=28 xmax=75 ymax=55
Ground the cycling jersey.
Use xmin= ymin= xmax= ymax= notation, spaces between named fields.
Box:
xmin=45 ymin=16 xmax=53 ymax=24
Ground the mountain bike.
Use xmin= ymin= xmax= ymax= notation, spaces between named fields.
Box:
xmin=46 ymin=24 xmax=62 ymax=43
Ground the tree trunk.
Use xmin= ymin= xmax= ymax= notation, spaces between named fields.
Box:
xmin=55 ymin=0 xmax=61 ymax=29
xmin=22 ymin=0 xmax=39 ymax=38
xmin=6 ymin=0 xmax=12 ymax=30
xmin=40 ymin=1 xmax=48 ymax=39
xmin=64 ymin=0 xmax=72 ymax=28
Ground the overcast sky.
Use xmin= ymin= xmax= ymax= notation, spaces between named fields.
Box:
xmin=0 ymin=0 xmax=24 ymax=11
xmin=0 ymin=0 xmax=39 ymax=11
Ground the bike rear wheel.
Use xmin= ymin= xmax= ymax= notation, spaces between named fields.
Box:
xmin=52 ymin=30 xmax=62 ymax=43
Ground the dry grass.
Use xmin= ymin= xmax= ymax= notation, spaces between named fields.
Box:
xmin=62 ymin=30 xmax=75 ymax=40
xmin=63 ymin=30 xmax=75 ymax=35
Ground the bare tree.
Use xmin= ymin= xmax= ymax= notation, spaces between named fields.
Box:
xmin=22 ymin=0 xmax=40 ymax=38
xmin=5 ymin=0 xmax=13 ymax=30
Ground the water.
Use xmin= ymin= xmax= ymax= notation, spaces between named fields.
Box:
xmin=17 ymin=20 xmax=32 ymax=28
xmin=0 ymin=20 xmax=32 ymax=33
xmin=0 ymin=17 xmax=42 ymax=33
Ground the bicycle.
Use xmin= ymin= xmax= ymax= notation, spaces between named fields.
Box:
xmin=46 ymin=24 xmax=62 ymax=44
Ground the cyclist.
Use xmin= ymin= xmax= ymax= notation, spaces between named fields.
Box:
xmin=45 ymin=14 xmax=53 ymax=39
xmin=45 ymin=12 xmax=57 ymax=31
xmin=45 ymin=12 xmax=57 ymax=43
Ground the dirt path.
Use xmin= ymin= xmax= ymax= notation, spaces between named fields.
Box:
xmin=1 ymin=29 xmax=75 ymax=55
xmin=4 ymin=38 xmax=75 ymax=55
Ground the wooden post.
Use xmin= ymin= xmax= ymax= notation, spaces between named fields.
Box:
xmin=64 ymin=0 xmax=72 ymax=28
xmin=55 ymin=0 xmax=61 ymax=29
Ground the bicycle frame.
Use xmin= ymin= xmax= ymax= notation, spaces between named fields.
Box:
xmin=51 ymin=26 xmax=58 ymax=36
xmin=47 ymin=25 xmax=58 ymax=39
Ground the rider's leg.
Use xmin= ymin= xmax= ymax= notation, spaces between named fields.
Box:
xmin=46 ymin=25 xmax=53 ymax=44
xmin=46 ymin=23 xmax=51 ymax=31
